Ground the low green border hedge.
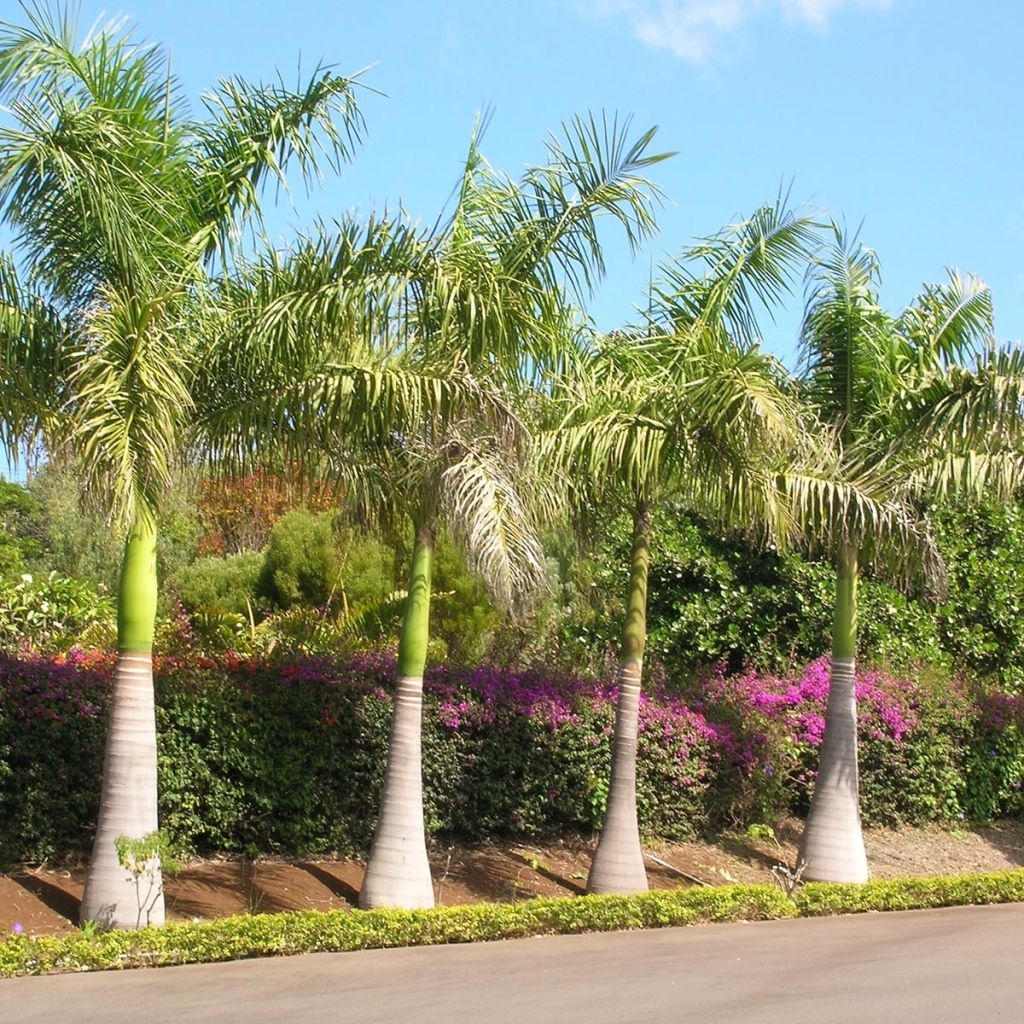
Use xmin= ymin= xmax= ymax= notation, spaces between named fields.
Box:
xmin=4 ymin=870 xmax=1024 ymax=978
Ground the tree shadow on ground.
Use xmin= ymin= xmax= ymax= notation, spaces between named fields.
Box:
xmin=968 ymin=823 xmax=1024 ymax=867
xmin=712 ymin=819 xmax=803 ymax=872
xmin=297 ymin=862 xmax=360 ymax=907
xmin=13 ymin=873 xmax=80 ymax=923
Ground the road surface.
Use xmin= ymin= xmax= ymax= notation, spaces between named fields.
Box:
xmin=3 ymin=903 xmax=1021 ymax=1022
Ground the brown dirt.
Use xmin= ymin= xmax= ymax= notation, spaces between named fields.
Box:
xmin=3 ymin=819 xmax=1024 ymax=939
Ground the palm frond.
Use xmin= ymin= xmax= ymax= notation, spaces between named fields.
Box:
xmin=655 ymin=194 xmax=818 ymax=346
xmin=439 ymin=436 xmax=548 ymax=614
xmin=67 ymin=284 xmax=195 ymax=522
xmin=191 ymin=66 xmax=367 ymax=260
xmin=778 ymin=448 xmax=945 ymax=593
xmin=898 ymin=269 xmax=993 ymax=366
xmin=798 ymin=223 xmax=893 ymax=431
xmin=0 ymin=250 xmax=67 ymax=448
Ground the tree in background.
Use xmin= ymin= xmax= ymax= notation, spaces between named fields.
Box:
xmin=196 ymin=469 xmax=341 ymax=556
xmin=0 ymin=4 xmax=365 ymax=927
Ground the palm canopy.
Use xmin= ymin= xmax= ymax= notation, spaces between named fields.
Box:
xmin=0 ymin=2 xmax=366 ymax=519
xmin=543 ymin=198 xmax=820 ymax=535
xmin=791 ymin=224 xmax=1024 ymax=580
xmin=193 ymin=111 xmax=674 ymax=598
xmin=414 ymin=110 xmax=671 ymax=377
xmin=799 ymin=225 xmax=1006 ymax=455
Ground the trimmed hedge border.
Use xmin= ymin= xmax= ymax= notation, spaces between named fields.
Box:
xmin=3 ymin=870 xmax=1024 ymax=977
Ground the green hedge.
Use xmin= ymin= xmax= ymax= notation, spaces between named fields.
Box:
xmin=0 ymin=652 xmax=719 ymax=863
xmin=3 ymin=870 xmax=1023 ymax=977
xmin=5 ymin=650 xmax=1024 ymax=865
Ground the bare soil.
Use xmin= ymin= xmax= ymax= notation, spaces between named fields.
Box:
xmin=4 ymin=819 xmax=1024 ymax=939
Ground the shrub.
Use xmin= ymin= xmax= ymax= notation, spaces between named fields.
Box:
xmin=0 ymin=652 xmax=109 ymax=862
xmin=0 ymin=573 xmax=114 ymax=655
xmin=3 ymin=650 xmax=1024 ymax=866
xmin=171 ymin=552 xmax=265 ymax=617
xmin=0 ymin=651 xmax=718 ymax=862
xmin=257 ymin=510 xmax=345 ymax=609
xmin=2 ymin=870 xmax=1023 ymax=977
xmin=692 ymin=658 xmax=977 ymax=827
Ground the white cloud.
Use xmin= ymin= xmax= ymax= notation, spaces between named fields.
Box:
xmin=578 ymin=0 xmax=894 ymax=64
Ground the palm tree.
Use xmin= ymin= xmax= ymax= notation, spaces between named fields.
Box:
xmin=794 ymin=226 xmax=1024 ymax=882
xmin=354 ymin=114 xmax=674 ymax=909
xmin=0 ymin=252 xmax=66 ymax=457
xmin=545 ymin=200 xmax=817 ymax=894
xmin=189 ymin=112 xmax=671 ymax=909
xmin=0 ymin=4 xmax=366 ymax=927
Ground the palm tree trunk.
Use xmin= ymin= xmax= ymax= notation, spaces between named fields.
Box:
xmin=799 ymin=544 xmax=868 ymax=883
xmin=359 ymin=520 xmax=435 ymax=909
xmin=80 ymin=513 xmax=165 ymax=929
xmin=587 ymin=501 xmax=651 ymax=895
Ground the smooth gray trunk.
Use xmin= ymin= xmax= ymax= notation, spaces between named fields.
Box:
xmin=587 ymin=659 xmax=648 ymax=894
xmin=799 ymin=655 xmax=869 ymax=882
xmin=80 ymin=653 xmax=165 ymax=929
xmin=359 ymin=675 xmax=434 ymax=909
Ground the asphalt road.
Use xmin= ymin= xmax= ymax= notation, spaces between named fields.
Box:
xmin=3 ymin=903 xmax=1022 ymax=1023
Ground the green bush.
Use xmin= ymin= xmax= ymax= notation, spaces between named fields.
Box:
xmin=0 ymin=652 xmax=719 ymax=863
xmin=0 ymin=572 xmax=114 ymax=654
xmin=3 ymin=870 xmax=1023 ymax=978
xmin=0 ymin=479 xmax=44 ymax=572
xmin=933 ymin=501 xmax=1024 ymax=689
xmin=555 ymin=501 xmax=1024 ymax=683
xmin=257 ymin=509 xmax=345 ymax=609
xmin=171 ymin=552 xmax=265 ymax=616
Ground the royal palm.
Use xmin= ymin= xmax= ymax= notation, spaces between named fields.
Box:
xmin=547 ymin=201 xmax=816 ymax=893
xmin=794 ymin=226 xmax=1021 ymax=882
xmin=0 ymin=5 xmax=365 ymax=927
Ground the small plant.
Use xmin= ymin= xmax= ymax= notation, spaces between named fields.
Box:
xmin=747 ymin=823 xmax=807 ymax=896
xmin=116 ymin=830 xmax=182 ymax=929
xmin=586 ymin=772 xmax=609 ymax=830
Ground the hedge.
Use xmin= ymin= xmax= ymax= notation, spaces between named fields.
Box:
xmin=3 ymin=870 xmax=1024 ymax=977
xmin=3 ymin=650 xmax=1024 ymax=865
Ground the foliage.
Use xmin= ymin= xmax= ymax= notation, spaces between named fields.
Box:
xmin=932 ymin=500 xmax=1024 ymax=689
xmin=1 ymin=467 xmax=201 ymax=601
xmin=0 ymin=652 xmax=108 ymax=863
xmin=556 ymin=496 xmax=1024 ymax=684
xmin=0 ymin=572 xmax=113 ymax=653
xmin=171 ymin=553 xmax=265 ymax=618
xmin=692 ymin=657 xmax=973 ymax=827
xmin=429 ymin=537 xmax=502 ymax=664
xmin=4 ymin=870 xmax=1024 ymax=976
xmin=114 ymin=830 xmax=182 ymax=930
xmin=0 ymin=479 xmax=42 ymax=570
xmin=256 ymin=510 xmax=347 ymax=610
xmin=4 ymin=650 xmax=1024 ymax=865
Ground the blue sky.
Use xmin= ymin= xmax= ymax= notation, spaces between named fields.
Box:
xmin=3 ymin=0 xmax=1023 ymax=477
